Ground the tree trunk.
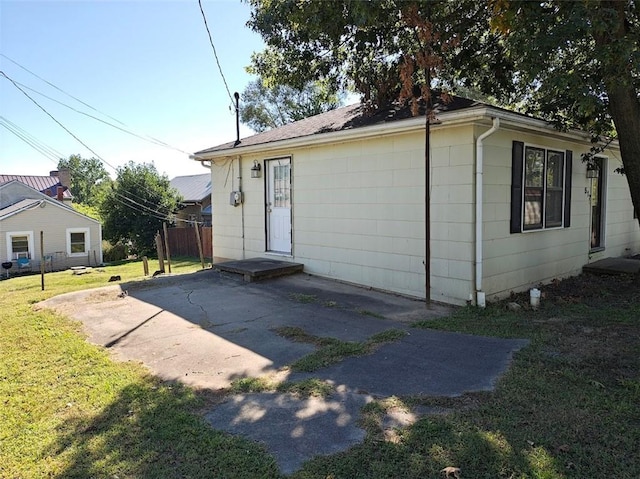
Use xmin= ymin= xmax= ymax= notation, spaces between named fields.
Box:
xmin=591 ymin=1 xmax=640 ymax=228
xmin=607 ymin=84 xmax=640 ymax=229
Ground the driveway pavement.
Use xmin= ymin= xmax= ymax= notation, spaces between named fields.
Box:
xmin=41 ymin=270 xmax=529 ymax=475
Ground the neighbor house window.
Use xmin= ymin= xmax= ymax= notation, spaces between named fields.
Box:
xmin=66 ymin=228 xmax=90 ymax=256
xmin=6 ymin=231 xmax=34 ymax=260
xmin=511 ymin=141 xmax=572 ymax=233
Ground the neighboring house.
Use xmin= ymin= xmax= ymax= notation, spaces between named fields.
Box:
xmin=192 ymin=98 xmax=640 ymax=306
xmin=170 ymin=173 xmax=212 ymax=227
xmin=0 ymin=169 xmax=73 ymax=203
xmin=0 ymin=180 xmax=102 ymax=272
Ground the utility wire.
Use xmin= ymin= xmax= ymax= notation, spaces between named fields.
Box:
xmin=197 ymin=0 xmax=234 ymax=104
xmin=1 ymin=53 xmax=126 ymax=126
xmin=12 ymin=79 xmax=193 ymax=154
xmin=1 ymin=116 xmax=195 ymax=224
xmin=2 ymin=56 xmax=193 ymax=155
xmin=0 ymin=75 xmax=188 ymax=220
xmin=0 ymin=116 xmax=66 ymax=161
xmin=1 ymin=71 xmax=175 ymax=214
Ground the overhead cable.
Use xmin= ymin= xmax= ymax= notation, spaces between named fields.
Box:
xmin=197 ymin=0 xmax=234 ymax=104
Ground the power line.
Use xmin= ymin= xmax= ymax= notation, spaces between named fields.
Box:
xmin=0 ymin=76 xmax=187 ymax=221
xmin=1 ymin=53 xmax=126 ymax=126
xmin=1 ymin=116 xmax=195 ymax=224
xmin=197 ymin=0 xmax=234 ymax=104
xmin=2 ymin=56 xmax=193 ymax=156
xmin=0 ymin=116 xmax=65 ymax=161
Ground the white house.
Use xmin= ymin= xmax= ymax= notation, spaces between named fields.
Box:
xmin=192 ymin=98 xmax=640 ymax=305
xmin=0 ymin=180 xmax=102 ymax=273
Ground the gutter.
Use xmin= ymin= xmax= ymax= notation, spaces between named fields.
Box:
xmin=191 ymin=105 xmax=605 ymax=162
xmin=475 ymin=117 xmax=500 ymax=308
xmin=190 ymin=153 xmax=211 ymax=169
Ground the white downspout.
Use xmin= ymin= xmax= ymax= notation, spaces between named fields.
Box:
xmin=475 ymin=117 xmax=500 ymax=307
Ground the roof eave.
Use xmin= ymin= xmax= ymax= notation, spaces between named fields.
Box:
xmin=192 ymin=105 xmax=613 ymax=161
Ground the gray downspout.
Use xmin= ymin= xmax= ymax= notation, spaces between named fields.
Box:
xmin=475 ymin=117 xmax=500 ymax=307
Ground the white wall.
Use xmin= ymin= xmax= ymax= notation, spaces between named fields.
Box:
xmin=209 ymin=121 xmax=639 ymax=306
xmin=210 ymin=125 xmax=476 ymax=304
xmin=0 ymin=202 xmax=102 ymax=270
xmin=481 ymin=126 xmax=640 ymax=299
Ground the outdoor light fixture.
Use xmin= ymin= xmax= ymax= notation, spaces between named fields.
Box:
xmin=250 ymin=160 xmax=262 ymax=178
xmin=586 ymin=164 xmax=599 ymax=178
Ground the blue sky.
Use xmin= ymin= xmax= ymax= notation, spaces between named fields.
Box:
xmin=0 ymin=0 xmax=263 ymax=179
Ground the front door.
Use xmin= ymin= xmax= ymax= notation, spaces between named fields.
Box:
xmin=266 ymin=158 xmax=292 ymax=254
xmin=590 ymin=158 xmax=605 ymax=250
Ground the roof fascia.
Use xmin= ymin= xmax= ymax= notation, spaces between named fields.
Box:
xmin=195 ymin=106 xmax=609 ymax=161
xmin=0 ymin=200 xmax=41 ymax=221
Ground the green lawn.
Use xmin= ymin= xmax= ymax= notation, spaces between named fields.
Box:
xmin=0 ymin=259 xmax=281 ymax=479
xmin=2 ymin=263 xmax=638 ymax=478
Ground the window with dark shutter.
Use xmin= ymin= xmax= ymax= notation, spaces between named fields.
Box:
xmin=511 ymin=141 xmax=572 ymax=233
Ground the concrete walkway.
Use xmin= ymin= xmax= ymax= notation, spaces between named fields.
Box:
xmin=583 ymin=256 xmax=640 ymax=275
xmin=41 ymin=270 xmax=529 ymax=475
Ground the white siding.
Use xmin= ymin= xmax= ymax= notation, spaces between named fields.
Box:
xmin=208 ymin=120 xmax=639 ymax=306
xmin=210 ymin=126 xmax=477 ymax=304
xmin=480 ymin=127 xmax=640 ymax=300
xmin=0 ymin=201 xmax=102 ymax=271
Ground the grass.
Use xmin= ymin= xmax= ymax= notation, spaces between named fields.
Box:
xmin=4 ymin=263 xmax=639 ymax=478
xmin=229 ymin=377 xmax=335 ymax=398
xmin=273 ymin=326 xmax=408 ymax=372
xmin=0 ymin=258 xmax=281 ymax=479
xmin=291 ymin=274 xmax=640 ymax=478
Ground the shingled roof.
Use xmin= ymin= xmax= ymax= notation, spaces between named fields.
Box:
xmin=194 ymin=96 xmax=485 ymax=156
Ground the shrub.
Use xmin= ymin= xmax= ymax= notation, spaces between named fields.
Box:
xmin=102 ymin=240 xmax=128 ymax=263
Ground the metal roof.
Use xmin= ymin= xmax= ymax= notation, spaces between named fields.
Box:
xmin=170 ymin=173 xmax=211 ymax=202
xmin=0 ymin=174 xmax=73 ymax=199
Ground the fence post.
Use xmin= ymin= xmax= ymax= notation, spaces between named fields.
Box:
xmin=163 ymin=222 xmax=172 ymax=273
xmin=155 ymin=232 xmax=165 ymax=273
xmin=194 ymin=224 xmax=205 ymax=269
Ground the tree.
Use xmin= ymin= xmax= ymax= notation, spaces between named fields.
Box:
xmin=57 ymin=154 xmax=110 ymax=206
xmin=247 ymin=1 xmax=640 ymax=224
xmin=99 ymin=162 xmax=182 ymax=256
xmin=489 ymin=0 xmax=640 ymax=224
xmin=247 ymin=1 xmax=513 ymax=109
xmin=240 ymin=78 xmax=344 ymax=132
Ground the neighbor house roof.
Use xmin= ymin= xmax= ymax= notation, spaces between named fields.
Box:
xmin=0 ymin=198 xmax=42 ymax=221
xmin=0 ymin=180 xmax=100 ymax=224
xmin=194 ymin=96 xmax=485 ymax=156
xmin=170 ymin=173 xmax=211 ymax=203
xmin=0 ymin=174 xmax=73 ymax=199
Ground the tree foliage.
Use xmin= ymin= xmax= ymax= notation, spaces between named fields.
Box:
xmin=247 ymin=0 xmax=513 ymax=109
xmin=99 ymin=162 xmax=182 ymax=256
xmin=247 ymin=0 xmax=640 ymax=223
xmin=240 ymin=78 xmax=344 ymax=132
xmin=57 ymin=154 xmax=110 ymax=207
xmin=489 ymin=0 xmax=640 ymax=221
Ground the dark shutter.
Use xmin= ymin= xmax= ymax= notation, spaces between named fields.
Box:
xmin=564 ymin=150 xmax=572 ymax=227
xmin=510 ymin=141 xmax=525 ymax=233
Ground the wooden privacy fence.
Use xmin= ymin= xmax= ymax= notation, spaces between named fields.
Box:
xmin=161 ymin=226 xmax=212 ymax=259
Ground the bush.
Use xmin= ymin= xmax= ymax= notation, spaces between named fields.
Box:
xmin=102 ymin=240 xmax=128 ymax=263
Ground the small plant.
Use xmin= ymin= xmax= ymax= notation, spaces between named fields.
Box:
xmin=288 ymin=293 xmax=318 ymax=303
xmin=102 ymin=240 xmax=128 ymax=262
xmin=229 ymin=377 xmax=274 ymax=393
xmin=358 ymin=309 xmax=386 ymax=319
xmin=277 ymin=378 xmax=334 ymax=398
xmin=368 ymin=329 xmax=407 ymax=345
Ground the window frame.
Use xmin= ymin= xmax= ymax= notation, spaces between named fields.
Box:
xmin=6 ymin=231 xmax=35 ymax=260
xmin=66 ymin=227 xmax=90 ymax=257
xmin=511 ymin=141 xmax=572 ymax=234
